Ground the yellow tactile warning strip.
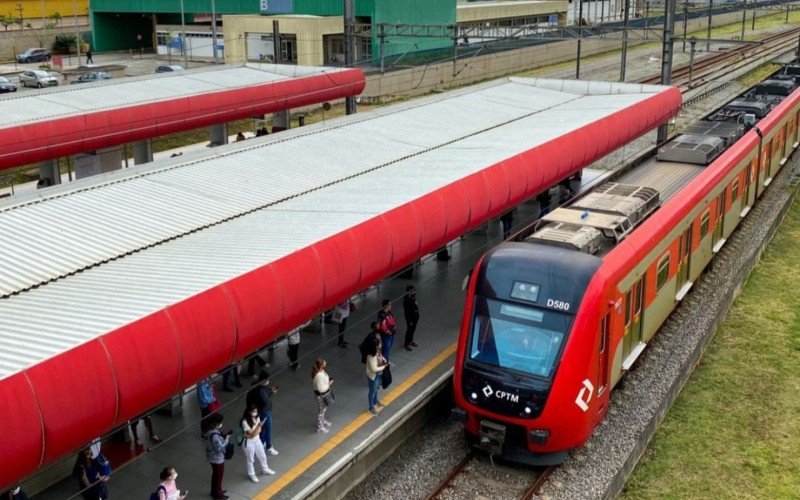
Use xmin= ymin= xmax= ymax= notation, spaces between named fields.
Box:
xmin=255 ymin=342 xmax=458 ymax=499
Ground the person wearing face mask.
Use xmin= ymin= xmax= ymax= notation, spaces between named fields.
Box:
xmin=154 ymin=467 xmax=187 ymax=500
xmin=5 ymin=486 xmax=29 ymax=500
xmin=241 ymin=404 xmax=275 ymax=482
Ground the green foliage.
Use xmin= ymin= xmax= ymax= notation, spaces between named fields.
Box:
xmin=49 ymin=12 xmax=61 ymax=26
xmin=52 ymin=34 xmax=78 ymax=55
xmin=0 ymin=14 xmax=13 ymax=31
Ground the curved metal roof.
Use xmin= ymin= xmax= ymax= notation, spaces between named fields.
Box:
xmin=0 ymin=77 xmax=681 ymax=489
xmin=0 ymin=63 xmax=365 ymax=170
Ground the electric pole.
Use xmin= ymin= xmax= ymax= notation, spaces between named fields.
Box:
xmin=658 ymin=0 xmax=676 ymax=144
xmin=344 ymin=0 xmax=356 ymax=115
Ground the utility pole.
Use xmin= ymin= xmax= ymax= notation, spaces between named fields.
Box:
xmin=180 ymin=0 xmax=188 ymax=68
xmin=576 ymin=0 xmax=584 ymax=79
xmin=688 ymin=38 xmax=697 ymax=86
xmin=211 ymin=0 xmax=218 ymax=63
xmin=16 ymin=3 xmax=22 ymax=28
xmin=272 ymin=20 xmax=281 ymax=62
xmin=344 ymin=0 xmax=356 ymax=115
xmin=682 ymin=1 xmax=688 ymax=51
xmin=706 ymin=0 xmax=713 ymax=52
xmin=72 ymin=0 xmax=80 ymax=64
xmin=658 ymin=0 xmax=676 ymax=144
xmin=621 ymin=0 xmax=630 ymax=81
xmin=741 ymin=0 xmax=746 ymax=40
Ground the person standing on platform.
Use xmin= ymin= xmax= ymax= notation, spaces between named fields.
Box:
xmin=5 ymin=485 xmax=29 ymax=500
xmin=377 ymin=300 xmax=397 ymax=361
xmin=153 ymin=466 xmax=187 ymax=500
xmin=205 ymin=414 xmax=231 ymax=500
xmin=197 ymin=377 xmax=220 ymax=436
xmin=334 ymin=299 xmax=351 ymax=347
xmin=240 ymin=405 xmax=275 ymax=482
xmin=311 ymin=358 xmax=333 ymax=433
xmin=366 ymin=341 xmax=387 ymax=414
xmin=287 ymin=328 xmax=301 ymax=371
xmin=72 ymin=448 xmax=107 ymax=500
xmin=403 ymin=286 xmax=420 ymax=352
xmin=130 ymin=415 xmax=162 ymax=447
xmin=359 ymin=322 xmax=382 ymax=364
xmin=246 ymin=370 xmax=279 ymax=456
xmin=500 ymin=210 xmax=514 ymax=239
xmin=85 ymin=48 xmax=93 ymax=64
xmin=222 ymin=362 xmax=242 ymax=392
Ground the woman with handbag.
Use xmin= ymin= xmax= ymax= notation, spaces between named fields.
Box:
xmin=240 ymin=404 xmax=275 ymax=482
xmin=366 ymin=341 xmax=387 ymax=415
xmin=311 ymin=358 xmax=334 ymax=433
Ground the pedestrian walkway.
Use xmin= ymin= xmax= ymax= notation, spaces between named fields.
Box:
xmin=32 ymin=171 xmax=601 ymax=500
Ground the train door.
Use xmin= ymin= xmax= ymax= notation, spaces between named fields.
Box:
xmin=598 ymin=314 xmax=609 ymax=398
xmin=622 ymin=277 xmax=645 ymax=365
xmin=744 ymin=158 xmax=755 ymax=211
xmin=713 ymin=191 xmax=726 ymax=248
xmin=676 ymin=226 xmax=692 ymax=293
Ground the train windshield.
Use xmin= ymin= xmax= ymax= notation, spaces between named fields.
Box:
xmin=469 ymin=297 xmax=571 ymax=378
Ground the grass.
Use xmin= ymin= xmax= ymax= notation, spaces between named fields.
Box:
xmin=622 ymin=198 xmax=800 ymax=499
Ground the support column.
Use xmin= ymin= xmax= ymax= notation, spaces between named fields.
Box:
xmin=133 ymin=139 xmax=153 ymax=165
xmin=272 ymin=110 xmax=290 ymax=133
xmin=208 ymin=123 xmax=229 ymax=147
xmin=37 ymin=159 xmax=61 ymax=188
xmin=74 ymin=147 xmax=123 ymax=180
xmin=157 ymin=393 xmax=184 ymax=417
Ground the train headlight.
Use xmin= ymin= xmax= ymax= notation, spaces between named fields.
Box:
xmin=524 ymin=406 xmax=532 ymax=415
xmin=470 ymin=392 xmax=478 ymax=401
xmin=529 ymin=429 xmax=550 ymax=445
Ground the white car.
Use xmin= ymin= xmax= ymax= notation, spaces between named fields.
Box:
xmin=19 ymin=70 xmax=58 ymax=88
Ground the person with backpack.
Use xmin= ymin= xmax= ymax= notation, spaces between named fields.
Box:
xmin=150 ymin=466 xmax=186 ymax=500
xmin=197 ymin=377 xmax=220 ymax=436
xmin=205 ymin=414 xmax=232 ymax=500
xmin=359 ymin=323 xmax=382 ymax=364
xmin=245 ymin=370 xmax=279 ymax=456
xmin=240 ymin=404 xmax=275 ymax=482
xmin=377 ymin=300 xmax=397 ymax=361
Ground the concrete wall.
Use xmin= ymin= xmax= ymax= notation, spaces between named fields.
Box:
xmin=0 ymin=25 xmax=91 ymax=62
xmin=457 ymin=0 xmax=569 ymax=23
xmin=362 ymin=9 xmax=756 ymax=101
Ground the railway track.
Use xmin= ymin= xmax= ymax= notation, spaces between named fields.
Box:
xmin=426 ymin=451 xmax=555 ymax=500
xmin=637 ymin=26 xmax=800 ymax=89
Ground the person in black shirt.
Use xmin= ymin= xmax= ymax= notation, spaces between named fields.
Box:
xmin=246 ymin=371 xmax=279 ymax=456
xmin=403 ymin=286 xmax=420 ymax=351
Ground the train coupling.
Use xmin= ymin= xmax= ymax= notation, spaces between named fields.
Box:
xmin=478 ymin=419 xmax=506 ymax=456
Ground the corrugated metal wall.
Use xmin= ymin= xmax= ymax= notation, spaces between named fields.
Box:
xmin=373 ymin=0 xmax=455 ymax=60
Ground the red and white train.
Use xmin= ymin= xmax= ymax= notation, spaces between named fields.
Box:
xmin=452 ymin=64 xmax=800 ymax=464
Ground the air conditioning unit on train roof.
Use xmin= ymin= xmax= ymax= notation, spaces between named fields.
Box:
xmin=683 ymin=121 xmax=744 ymax=148
xmin=526 ymin=222 xmax=604 ymax=254
xmin=656 ymin=133 xmax=725 ymax=165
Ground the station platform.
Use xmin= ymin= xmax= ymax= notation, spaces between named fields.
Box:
xmin=30 ymin=170 xmax=603 ymax=500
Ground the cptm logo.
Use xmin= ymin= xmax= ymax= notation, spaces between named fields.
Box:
xmin=575 ymin=379 xmax=594 ymax=412
xmin=482 ymin=383 xmax=520 ymax=403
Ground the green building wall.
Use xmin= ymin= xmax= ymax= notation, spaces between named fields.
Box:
xmin=373 ymin=0 xmax=455 ymax=61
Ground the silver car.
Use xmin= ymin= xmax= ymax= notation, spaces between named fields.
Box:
xmin=19 ymin=70 xmax=59 ymax=88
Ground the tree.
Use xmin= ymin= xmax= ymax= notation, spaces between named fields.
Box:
xmin=49 ymin=12 xmax=61 ymax=27
xmin=0 ymin=15 xmax=12 ymax=31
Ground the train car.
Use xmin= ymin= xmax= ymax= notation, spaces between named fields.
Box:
xmin=451 ymin=65 xmax=800 ymax=465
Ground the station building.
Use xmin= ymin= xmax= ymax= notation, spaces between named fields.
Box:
xmin=89 ymin=0 xmax=567 ymax=66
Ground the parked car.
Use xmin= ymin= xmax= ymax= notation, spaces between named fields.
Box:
xmin=155 ymin=65 xmax=184 ymax=73
xmin=19 ymin=70 xmax=58 ymax=88
xmin=16 ymin=48 xmax=51 ymax=64
xmin=71 ymin=72 xmax=112 ymax=84
xmin=0 ymin=76 xmax=16 ymax=93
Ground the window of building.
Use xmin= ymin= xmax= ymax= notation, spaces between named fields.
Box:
xmin=656 ymin=253 xmax=670 ymax=291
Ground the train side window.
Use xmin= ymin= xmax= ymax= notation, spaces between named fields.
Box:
xmin=656 ymin=253 xmax=670 ymax=291
xmin=700 ymin=210 xmax=710 ymax=237
xmin=732 ymin=179 xmax=740 ymax=201
xmin=624 ymin=291 xmax=632 ymax=327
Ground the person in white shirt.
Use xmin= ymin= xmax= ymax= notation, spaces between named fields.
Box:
xmin=334 ymin=299 xmax=351 ymax=347
xmin=311 ymin=358 xmax=334 ymax=433
xmin=366 ymin=342 xmax=387 ymax=415
xmin=240 ymin=405 xmax=275 ymax=482
xmin=287 ymin=328 xmax=301 ymax=371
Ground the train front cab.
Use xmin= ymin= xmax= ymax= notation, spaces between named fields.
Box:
xmin=452 ymin=243 xmax=605 ymax=465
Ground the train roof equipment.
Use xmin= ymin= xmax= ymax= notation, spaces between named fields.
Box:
xmin=682 ymin=121 xmax=745 ymax=147
xmin=752 ymin=79 xmax=797 ymax=97
xmin=656 ymin=133 xmax=726 ymax=165
xmin=531 ymin=183 xmax=660 ymax=252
